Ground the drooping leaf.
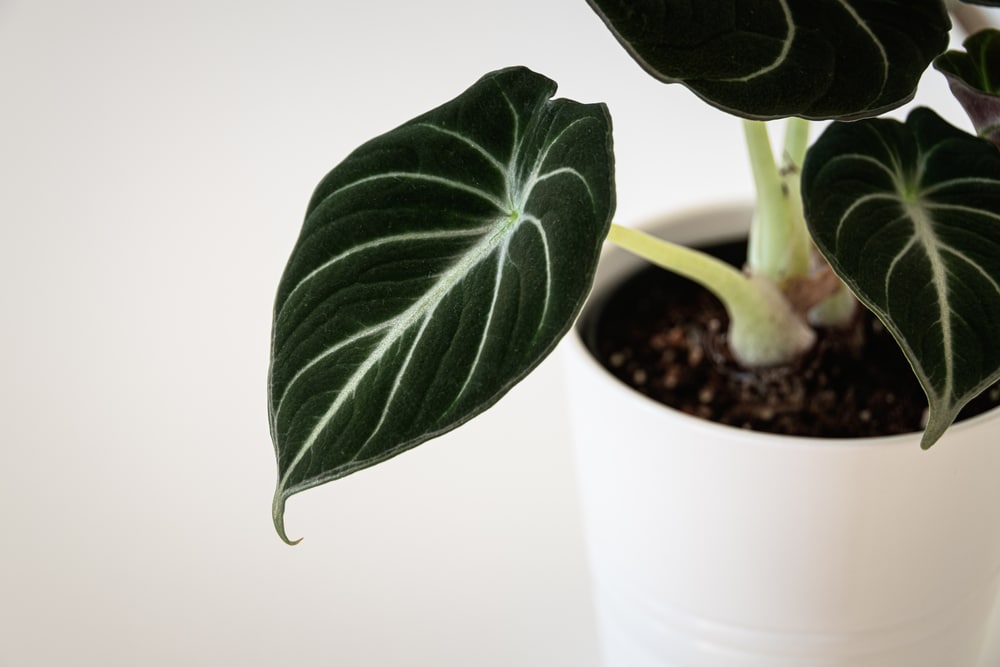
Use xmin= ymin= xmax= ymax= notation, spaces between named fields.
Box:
xmin=935 ymin=29 xmax=1000 ymax=147
xmin=268 ymin=67 xmax=614 ymax=543
xmin=803 ymin=108 xmax=1000 ymax=448
xmin=585 ymin=0 xmax=950 ymax=120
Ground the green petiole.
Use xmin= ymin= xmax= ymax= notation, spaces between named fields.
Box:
xmin=606 ymin=223 xmax=815 ymax=367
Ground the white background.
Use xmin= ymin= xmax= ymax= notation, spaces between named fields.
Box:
xmin=0 ymin=2 xmax=991 ymax=666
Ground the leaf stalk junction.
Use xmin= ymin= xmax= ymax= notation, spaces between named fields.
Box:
xmin=606 ymin=118 xmax=849 ymax=368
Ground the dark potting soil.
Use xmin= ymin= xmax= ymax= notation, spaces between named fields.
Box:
xmin=584 ymin=239 xmax=1000 ymax=438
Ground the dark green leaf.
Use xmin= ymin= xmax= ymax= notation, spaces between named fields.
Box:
xmin=268 ymin=67 xmax=614 ymax=542
xmin=803 ymin=108 xmax=1000 ymax=447
xmin=934 ymin=29 xmax=1000 ymax=146
xmin=585 ymin=0 xmax=950 ymax=120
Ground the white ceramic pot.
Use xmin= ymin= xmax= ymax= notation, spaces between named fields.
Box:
xmin=563 ymin=204 xmax=1000 ymax=667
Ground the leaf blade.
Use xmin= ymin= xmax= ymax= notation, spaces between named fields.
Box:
xmin=268 ymin=67 xmax=614 ymax=542
xmin=934 ymin=29 xmax=1000 ymax=147
xmin=803 ymin=108 xmax=1000 ymax=447
xmin=585 ymin=0 xmax=950 ymax=120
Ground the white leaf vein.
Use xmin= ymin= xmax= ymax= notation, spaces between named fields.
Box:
xmin=350 ymin=306 xmax=438 ymax=465
xmin=720 ymin=0 xmax=794 ymax=83
xmin=276 ymin=226 xmax=491 ymax=326
xmin=277 ymin=218 xmax=511 ymax=493
xmin=322 ymin=171 xmax=506 ymax=212
xmin=414 ymin=123 xmax=506 ymax=176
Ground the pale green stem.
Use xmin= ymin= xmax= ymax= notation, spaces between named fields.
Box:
xmin=782 ymin=116 xmax=810 ymax=168
xmin=745 ymin=120 xmax=783 ymax=279
xmin=779 ymin=118 xmax=812 ymax=279
xmin=607 ymin=224 xmax=815 ymax=367
xmin=809 ymin=282 xmax=857 ymax=327
xmin=782 ymin=117 xmax=857 ymax=327
xmin=608 ymin=223 xmax=757 ymax=311
xmin=745 ymin=119 xmax=811 ymax=282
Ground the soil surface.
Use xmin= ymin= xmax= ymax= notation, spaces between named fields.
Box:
xmin=585 ymin=240 xmax=1000 ymax=439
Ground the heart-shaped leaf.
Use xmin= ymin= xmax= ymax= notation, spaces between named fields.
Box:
xmin=585 ymin=0 xmax=950 ymax=120
xmin=803 ymin=108 xmax=1000 ymax=448
xmin=935 ymin=29 xmax=1000 ymax=147
xmin=268 ymin=67 xmax=614 ymax=542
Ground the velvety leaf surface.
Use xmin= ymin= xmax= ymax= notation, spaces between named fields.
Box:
xmin=935 ymin=29 xmax=1000 ymax=147
xmin=268 ymin=67 xmax=614 ymax=542
xmin=803 ymin=108 xmax=1000 ymax=447
xmin=585 ymin=0 xmax=950 ymax=120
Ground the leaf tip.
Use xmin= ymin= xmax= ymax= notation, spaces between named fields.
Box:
xmin=920 ymin=408 xmax=957 ymax=451
xmin=273 ymin=490 xmax=302 ymax=546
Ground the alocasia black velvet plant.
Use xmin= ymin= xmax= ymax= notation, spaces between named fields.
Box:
xmin=268 ymin=1 xmax=1000 ymax=543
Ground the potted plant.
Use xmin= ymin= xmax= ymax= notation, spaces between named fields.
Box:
xmin=267 ymin=1 xmax=1000 ymax=664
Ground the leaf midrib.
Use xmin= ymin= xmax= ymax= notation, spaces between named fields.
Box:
xmin=275 ymin=213 xmax=517 ymax=496
xmin=902 ymin=199 xmax=953 ymax=403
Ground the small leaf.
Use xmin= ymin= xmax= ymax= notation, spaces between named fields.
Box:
xmin=934 ymin=29 xmax=1000 ymax=147
xmin=585 ymin=0 xmax=950 ymax=120
xmin=803 ymin=108 xmax=1000 ymax=447
xmin=268 ymin=67 xmax=614 ymax=542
